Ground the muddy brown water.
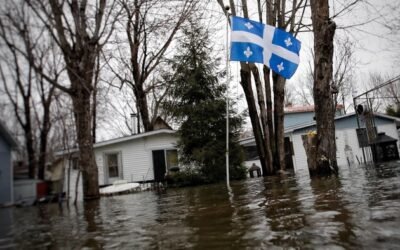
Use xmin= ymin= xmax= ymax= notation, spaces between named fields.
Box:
xmin=1 ymin=161 xmax=400 ymax=249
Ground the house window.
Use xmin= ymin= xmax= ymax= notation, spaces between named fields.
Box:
xmin=71 ymin=158 xmax=79 ymax=170
xmin=106 ymin=153 xmax=119 ymax=178
xmin=166 ymin=149 xmax=178 ymax=170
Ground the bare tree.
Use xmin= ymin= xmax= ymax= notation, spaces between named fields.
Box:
xmin=217 ymin=0 xmax=308 ymax=174
xmin=0 ymin=1 xmax=66 ymax=179
xmin=295 ymin=35 xmax=356 ymax=112
xmin=106 ymin=0 xmax=196 ymax=132
xmin=309 ymin=0 xmax=338 ymax=175
xmin=331 ymin=35 xmax=356 ymax=114
xmin=363 ymin=72 xmax=400 ymax=113
xmin=26 ymin=0 xmax=121 ymax=200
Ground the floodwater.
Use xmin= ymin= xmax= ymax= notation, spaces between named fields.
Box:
xmin=1 ymin=162 xmax=400 ymax=249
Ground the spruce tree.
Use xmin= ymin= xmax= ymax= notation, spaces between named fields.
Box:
xmin=165 ymin=22 xmax=246 ymax=183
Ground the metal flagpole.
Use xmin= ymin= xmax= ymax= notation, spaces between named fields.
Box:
xmin=225 ymin=6 xmax=230 ymax=187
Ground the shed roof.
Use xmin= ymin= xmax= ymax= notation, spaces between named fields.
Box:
xmin=239 ymin=112 xmax=400 ymax=145
xmin=56 ymin=129 xmax=176 ymax=156
xmin=284 ymin=112 xmax=400 ymax=133
xmin=370 ymin=133 xmax=398 ymax=144
xmin=284 ymin=104 xmax=344 ymax=114
xmin=0 ymin=121 xmax=17 ymax=148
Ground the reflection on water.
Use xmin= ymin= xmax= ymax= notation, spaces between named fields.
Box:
xmin=1 ymin=161 xmax=400 ymax=249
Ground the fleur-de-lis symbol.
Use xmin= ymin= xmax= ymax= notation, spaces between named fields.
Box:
xmin=244 ymin=47 xmax=253 ymax=58
xmin=277 ymin=62 xmax=284 ymax=72
xmin=244 ymin=22 xmax=254 ymax=30
xmin=284 ymin=37 xmax=292 ymax=47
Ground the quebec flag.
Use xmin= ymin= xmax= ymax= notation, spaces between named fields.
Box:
xmin=230 ymin=16 xmax=301 ymax=79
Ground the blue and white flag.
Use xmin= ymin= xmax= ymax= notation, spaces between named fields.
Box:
xmin=230 ymin=16 xmax=301 ymax=79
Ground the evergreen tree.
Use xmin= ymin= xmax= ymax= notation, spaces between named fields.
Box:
xmin=164 ymin=22 xmax=246 ymax=183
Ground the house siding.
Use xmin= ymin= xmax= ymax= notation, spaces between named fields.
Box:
xmin=291 ymin=133 xmax=308 ymax=174
xmin=64 ymin=131 xmax=177 ymax=201
xmin=64 ymin=163 xmax=83 ymax=202
xmin=285 ymin=112 xmax=315 ymax=128
xmin=0 ymin=135 xmax=13 ymax=205
xmin=94 ymin=133 xmax=177 ymax=184
xmin=292 ymin=121 xmax=400 ymax=172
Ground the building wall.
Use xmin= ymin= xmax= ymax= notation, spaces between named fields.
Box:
xmin=64 ymin=132 xmax=177 ymax=201
xmin=292 ymin=120 xmax=400 ymax=173
xmin=64 ymin=163 xmax=83 ymax=202
xmin=0 ymin=135 xmax=13 ymax=205
xmin=94 ymin=133 xmax=177 ymax=184
xmin=13 ymin=179 xmax=37 ymax=205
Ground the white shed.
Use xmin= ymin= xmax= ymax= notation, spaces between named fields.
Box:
xmin=61 ymin=129 xmax=178 ymax=201
xmin=241 ymin=113 xmax=400 ymax=175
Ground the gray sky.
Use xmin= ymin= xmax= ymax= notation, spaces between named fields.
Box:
xmin=292 ymin=0 xmax=399 ymax=93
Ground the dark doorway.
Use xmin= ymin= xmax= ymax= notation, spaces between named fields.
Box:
xmin=284 ymin=137 xmax=294 ymax=169
xmin=152 ymin=150 xmax=166 ymax=182
xmin=370 ymin=133 xmax=399 ymax=163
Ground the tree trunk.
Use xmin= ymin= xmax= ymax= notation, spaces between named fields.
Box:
xmin=23 ymin=97 xmax=36 ymax=179
xmin=273 ymin=74 xmax=286 ymax=171
xmin=240 ymin=69 xmax=269 ymax=175
xmin=251 ymin=65 xmax=274 ymax=174
xmin=25 ymin=128 xmax=36 ymax=179
xmin=92 ymin=86 xmax=97 ymax=144
xmin=135 ymin=84 xmax=153 ymax=132
xmin=310 ymin=0 xmax=338 ymax=176
xmin=72 ymin=88 xmax=100 ymax=200
xmin=37 ymin=104 xmax=51 ymax=180
xmin=263 ymin=66 xmax=275 ymax=167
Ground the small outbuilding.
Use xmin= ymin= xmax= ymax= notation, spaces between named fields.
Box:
xmin=0 ymin=122 xmax=17 ymax=207
xmin=241 ymin=112 xmax=400 ymax=174
xmin=59 ymin=128 xmax=178 ymax=201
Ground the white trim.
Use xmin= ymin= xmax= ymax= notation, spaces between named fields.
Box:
xmin=56 ymin=129 xmax=176 ymax=156
xmin=103 ymin=151 xmax=122 ymax=184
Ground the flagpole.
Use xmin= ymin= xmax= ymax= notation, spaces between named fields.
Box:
xmin=225 ymin=6 xmax=230 ymax=187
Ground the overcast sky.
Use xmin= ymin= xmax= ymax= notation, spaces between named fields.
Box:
xmin=211 ymin=0 xmax=400 ymax=101
xmin=292 ymin=0 xmax=399 ymax=94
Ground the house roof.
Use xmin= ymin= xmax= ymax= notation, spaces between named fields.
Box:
xmin=94 ymin=129 xmax=176 ymax=148
xmin=239 ymin=112 xmax=400 ymax=144
xmin=284 ymin=104 xmax=344 ymax=114
xmin=56 ymin=129 xmax=176 ymax=155
xmin=0 ymin=121 xmax=18 ymax=148
xmin=284 ymin=112 xmax=400 ymax=133
xmin=370 ymin=133 xmax=398 ymax=144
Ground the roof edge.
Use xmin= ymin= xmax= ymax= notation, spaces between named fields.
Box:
xmin=56 ymin=129 xmax=176 ymax=156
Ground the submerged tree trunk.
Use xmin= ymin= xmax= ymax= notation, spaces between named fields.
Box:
xmin=309 ymin=0 xmax=338 ymax=176
xmin=273 ymin=74 xmax=286 ymax=171
xmin=251 ymin=66 xmax=274 ymax=175
xmin=37 ymin=103 xmax=51 ymax=180
xmin=72 ymin=87 xmax=99 ymax=200
xmin=240 ymin=69 xmax=269 ymax=175
xmin=263 ymin=66 xmax=275 ymax=166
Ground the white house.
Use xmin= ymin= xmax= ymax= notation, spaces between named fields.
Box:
xmin=241 ymin=112 xmax=400 ymax=174
xmin=61 ymin=129 xmax=178 ymax=200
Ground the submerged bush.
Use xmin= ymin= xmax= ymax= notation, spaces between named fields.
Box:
xmin=166 ymin=168 xmax=205 ymax=187
xmin=166 ymin=164 xmax=247 ymax=188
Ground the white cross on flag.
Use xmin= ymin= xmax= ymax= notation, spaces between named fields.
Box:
xmin=230 ymin=16 xmax=301 ymax=79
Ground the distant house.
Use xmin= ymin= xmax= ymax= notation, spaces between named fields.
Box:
xmin=0 ymin=122 xmax=17 ymax=206
xmin=241 ymin=111 xmax=400 ymax=174
xmin=283 ymin=104 xmax=344 ymax=128
xmin=60 ymin=128 xmax=178 ymax=200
